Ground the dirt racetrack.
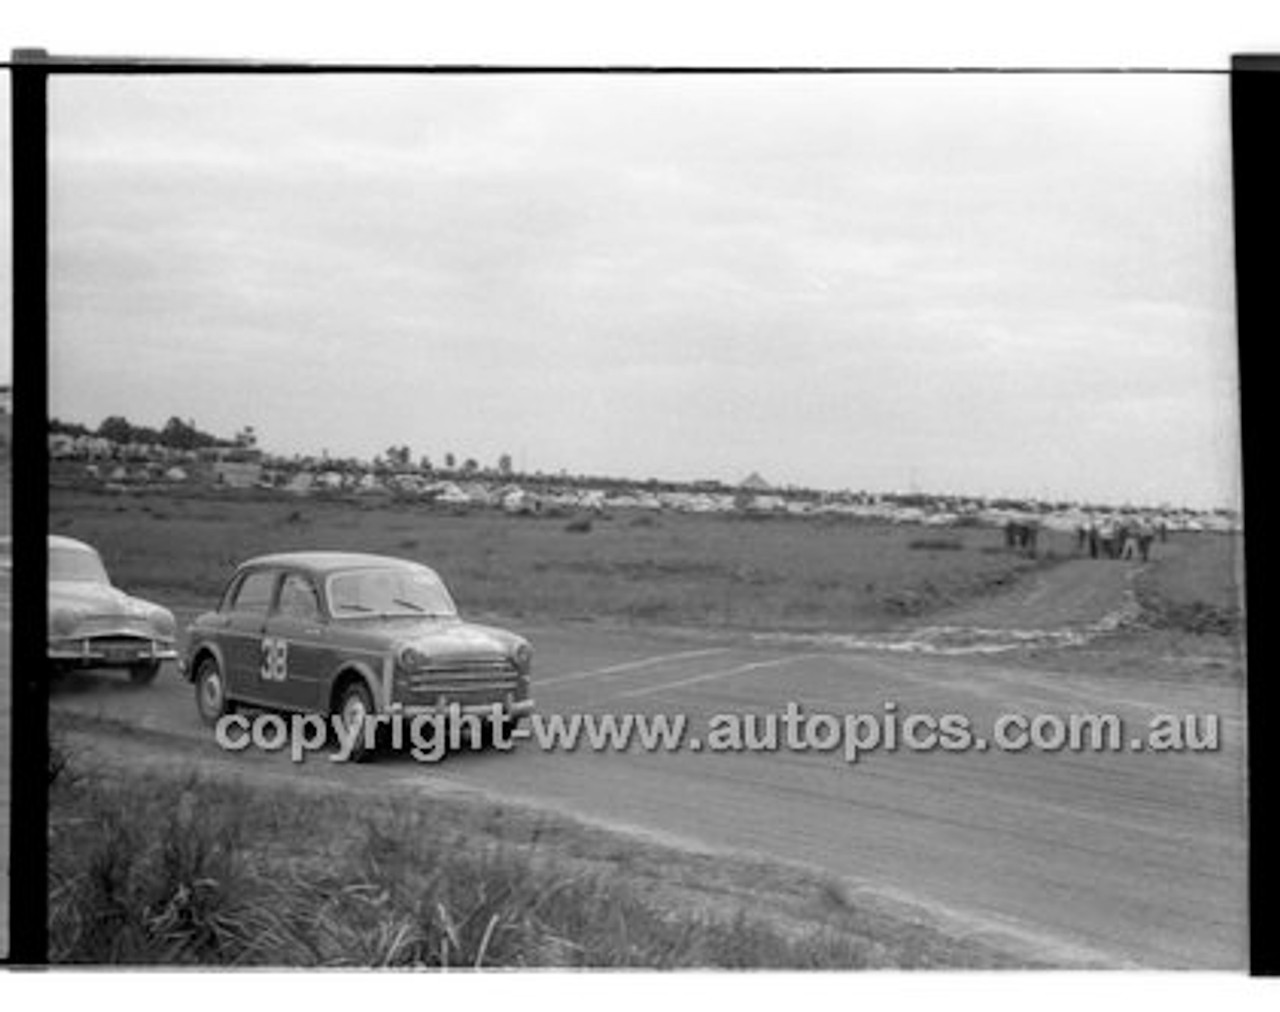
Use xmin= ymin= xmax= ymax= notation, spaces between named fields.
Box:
xmin=43 ymin=553 xmax=1247 ymax=968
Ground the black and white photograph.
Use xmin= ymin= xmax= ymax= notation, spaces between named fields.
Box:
xmin=1 ymin=7 xmax=1266 ymax=988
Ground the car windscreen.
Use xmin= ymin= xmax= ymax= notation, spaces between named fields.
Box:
xmin=49 ymin=545 xmax=111 ymax=584
xmin=326 ymin=567 xmax=458 ymax=619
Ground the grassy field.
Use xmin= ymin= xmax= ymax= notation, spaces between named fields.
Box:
xmin=47 ymin=733 xmax=1031 ymax=968
xmin=49 ymin=486 xmax=1068 ymax=632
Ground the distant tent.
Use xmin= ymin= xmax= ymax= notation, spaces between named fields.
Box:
xmin=285 ymin=471 xmax=315 ymax=494
xmin=213 ymin=460 xmax=263 ymax=488
xmin=356 ymin=472 xmax=390 ymax=495
xmin=739 ymin=472 xmax=771 ymax=492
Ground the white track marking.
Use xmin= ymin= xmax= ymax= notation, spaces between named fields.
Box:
xmin=614 ymin=654 xmax=820 ymax=700
xmin=537 ymin=647 xmax=732 ymax=688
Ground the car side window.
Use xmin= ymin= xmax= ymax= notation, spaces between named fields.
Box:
xmin=277 ymin=573 xmax=321 ymax=622
xmin=230 ymin=570 xmax=277 ymax=615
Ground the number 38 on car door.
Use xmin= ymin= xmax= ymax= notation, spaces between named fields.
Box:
xmin=259 ymin=571 xmax=327 ymax=711
xmin=260 ymin=636 xmax=289 ymax=681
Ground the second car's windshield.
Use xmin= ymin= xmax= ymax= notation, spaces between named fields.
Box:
xmin=49 ymin=546 xmax=111 ymax=584
xmin=327 ymin=567 xmax=457 ymax=619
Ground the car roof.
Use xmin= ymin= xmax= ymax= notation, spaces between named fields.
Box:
xmin=236 ymin=551 xmax=438 ymax=578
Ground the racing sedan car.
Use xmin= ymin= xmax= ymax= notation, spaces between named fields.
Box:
xmin=182 ymin=551 xmax=534 ymax=758
xmin=48 ymin=534 xmax=178 ymax=683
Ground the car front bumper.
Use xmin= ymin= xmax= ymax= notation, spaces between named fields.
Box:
xmin=48 ymin=639 xmax=179 ymax=666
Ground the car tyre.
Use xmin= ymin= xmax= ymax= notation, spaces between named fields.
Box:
xmin=335 ymin=681 xmax=376 ymax=763
xmin=194 ymin=656 xmax=232 ymax=726
xmin=129 ymin=660 xmax=162 ymax=685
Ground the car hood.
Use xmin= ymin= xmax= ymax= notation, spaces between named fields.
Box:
xmin=343 ymin=617 xmax=526 ymax=662
xmin=50 ymin=580 xmax=159 ymax=615
xmin=50 ymin=579 xmax=176 ymax=643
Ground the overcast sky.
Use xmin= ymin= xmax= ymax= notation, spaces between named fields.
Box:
xmin=45 ymin=72 xmax=1239 ymax=508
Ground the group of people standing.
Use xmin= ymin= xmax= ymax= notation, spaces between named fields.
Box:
xmin=1002 ymin=514 xmax=1168 ymax=562
xmin=1076 ymin=515 xmax=1167 ymax=562
xmin=1002 ymin=518 xmax=1040 ymax=555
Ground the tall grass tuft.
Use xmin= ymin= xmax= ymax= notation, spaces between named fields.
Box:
xmin=51 ymin=778 xmax=254 ymax=964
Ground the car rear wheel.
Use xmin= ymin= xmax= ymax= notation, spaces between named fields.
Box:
xmin=129 ymin=661 xmax=161 ymax=685
xmin=335 ymin=682 xmax=375 ymax=763
xmin=195 ymin=656 xmax=232 ymax=726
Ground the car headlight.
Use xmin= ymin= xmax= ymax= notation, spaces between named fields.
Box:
xmin=398 ymin=643 xmax=431 ymax=669
xmin=50 ymin=609 xmax=80 ymax=638
xmin=513 ymin=642 xmax=533 ymax=675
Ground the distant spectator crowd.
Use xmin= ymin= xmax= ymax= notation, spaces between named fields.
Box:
xmin=1077 ymin=515 xmax=1166 ymax=562
xmin=1004 ymin=514 xmax=1170 ymax=562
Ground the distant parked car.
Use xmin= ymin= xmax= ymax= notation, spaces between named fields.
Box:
xmin=183 ymin=552 xmax=534 ymax=758
xmin=47 ymin=535 xmax=178 ymax=683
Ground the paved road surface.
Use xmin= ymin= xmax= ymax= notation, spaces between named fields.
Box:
xmin=49 ymin=573 xmax=1247 ymax=968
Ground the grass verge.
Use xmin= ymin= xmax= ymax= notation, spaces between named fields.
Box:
xmin=48 ymin=737 xmax=1036 ymax=968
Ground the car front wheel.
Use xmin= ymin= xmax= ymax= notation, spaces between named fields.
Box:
xmin=194 ymin=656 xmax=232 ymax=726
xmin=335 ymin=682 xmax=376 ymax=763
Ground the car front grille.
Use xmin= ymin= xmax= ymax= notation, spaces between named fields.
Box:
xmin=84 ymin=634 xmax=156 ymax=648
xmin=422 ymin=658 xmax=515 ymax=674
xmin=399 ymin=659 xmax=520 ymax=699
xmin=48 ymin=633 xmax=167 ymax=664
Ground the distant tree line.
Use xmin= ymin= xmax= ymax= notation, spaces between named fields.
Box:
xmin=49 ymin=415 xmax=252 ymax=451
xmin=50 ymin=415 xmax=1142 ymax=513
